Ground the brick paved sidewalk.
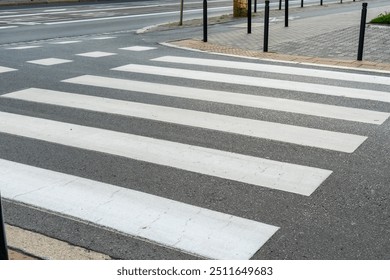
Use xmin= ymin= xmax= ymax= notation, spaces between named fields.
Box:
xmin=167 ymin=0 xmax=390 ymax=71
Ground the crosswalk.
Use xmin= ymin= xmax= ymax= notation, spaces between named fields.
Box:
xmin=1 ymin=50 xmax=389 ymax=259
xmin=0 ymin=65 xmax=17 ymax=74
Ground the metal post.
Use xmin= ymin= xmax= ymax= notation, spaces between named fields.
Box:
xmin=320 ymin=0 xmax=323 ymax=6
xmin=357 ymin=3 xmax=368 ymax=61
xmin=279 ymin=0 xmax=282 ymax=10
xmin=254 ymin=0 xmax=257 ymax=13
xmin=264 ymin=1 xmax=270 ymax=52
xmin=203 ymin=0 xmax=207 ymax=42
xmin=179 ymin=0 xmax=184 ymax=26
xmin=248 ymin=0 xmax=252 ymax=34
xmin=0 ymin=193 xmax=9 ymax=260
xmin=301 ymin=0 xmax=303 ymax=8
xmin=285 ymin=0 xmax=288 ymax=27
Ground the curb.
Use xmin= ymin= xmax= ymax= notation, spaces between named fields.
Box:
xmin=9 ymin=249 xmax=39 ymax=260
xmin=163 ymin=39 xmax=390 ymax=73
xmin=5 ymin=224 xmax=112 ymax=260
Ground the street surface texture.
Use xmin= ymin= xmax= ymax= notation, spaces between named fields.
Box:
xmin=0 ymin=0 xmax=389 ymax=259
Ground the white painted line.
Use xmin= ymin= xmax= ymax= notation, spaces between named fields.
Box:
xmin=50 ymin=41 xmax=81 ymax=45
xmin=0 ymin=159 xmax=279 ymax=260
xmin=43 ymin=9 xmax=67 ymax=12
xmin=6 ymin=46 xmax=41 ymax=50
xmin=113 ymin=64 xmax=390 ymax=104
xmin=120 ymin=46 xmax=157 ymax=51
xmin=0 ymin=66 xmax=17 ymax=74
xmin=153 ymin=56 xmax=390 ymax=86
xmin=43 ymin=6 xmax=229 ymax=25
xmin=0 ymin=0 xmax=229 ymax=19
xmin=0 ymin=111 xmax=332 ymax=195
xmin=91 ymin=36 xmax=116 ymax=40
xmin=76 ymin=51 xmax=116 ymax=58
xmin=4 ymin=88 xmax=367 ymax=153
xmin=0 ymin=26 xmax=17 ymax=30
xmin=14 ymin=22 xmax=40 ymax=26
xmin=27 ymin=58 xmax=72 ymax=66
xmin=64 ymin=75 xmax=389 ymax=125
xmin=43 ymin=10 xmax=180 ymax=25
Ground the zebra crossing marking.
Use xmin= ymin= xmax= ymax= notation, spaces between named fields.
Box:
xmin=3 ymin=88 xmax=367 ymax=153
xmin=0 ymin=66 xmax=17 ymax=73
xmin=0 ymin=158 xmax=279 ymax=260
xmin=50 ymin=41 xmax=81 ymax=45
xmin=6 ymin=46 xmax=41 ymax=50
xmin=0 ymin=111 xmax=332 ymax=195
xmin=0 ymin=26 xmax=17 ymax=30
xmin=91 ymin=36 xmax=116 ymax=40
xmin=43 ymin=9 xmax=67 ymax=12
xmin=119 ymin=46 xmax=157 ymax=51
xmin=64 ymin=75 xmax=390 ymax=125
xmin=152 ymin=56 xmax=390 ymax=86
xmin=76 ymin=51 xmax=117 ymax=58
xmin=112 ymin=64 xmax=390 ymax=103
xmin=27 ymin=58 xmax=72 ymax=66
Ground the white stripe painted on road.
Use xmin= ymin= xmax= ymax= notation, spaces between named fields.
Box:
xmin=50 ymin=41 xmax=81 ymax=45
xmin=0 ymin=26 xmax=17 ymax=30
xmin=76 ymin=51 xmax=116 ymax=58
xmin=0 ymin=158 xmax=279 ymax=260
xmin=3 ymin=88 xmax=367 ymax=153
xmin=0 ymin=0 xmax=230 ymax=19
xmin=27 ymin=58 xmax=72 ymax=66
xmin=0 ymin=111 xmax=332 ymax=195
xmin=64 ymin=75 xmax=390 ymax=125
xmin=91 ymin=36 xmax=116 ymax=40
xmin=0 ymin=66 xmax=17 ymax=73
xmin=153 ymin=56 xmax=390 ymax=86
xmin=6 ymin=46 xmax=41 ymax=50
xmin=120 ymin=46 xmax=157 ymax=51
xmin=43 ymin=9 xmax=67 ymax=12
xmin=112 ymin=64 xmax=390 ymax=103
xmin=43 ymin=6 xmax=229 ymax=25
xmin=14 ymin=22 xmax=40 ymax=26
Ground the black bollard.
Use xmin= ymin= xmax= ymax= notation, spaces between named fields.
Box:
xmin=254 ymin=0 xmax=257 ymax=13
xmin=203 ymin=0 xmax=207 ymax=42
xmin=179 ymin=0 xmax=184 ymax=25
xmin=264 ymin=1 xmax=270 ymax=52
xmin=279 ymin=0 xmax=282 ymax=10
xmin=0 ymin=194 xmax=8 ymax=260
xmin=301 ymin=0 xmax=304 ymax=8
xmin=248 ymin=0 xmax=252 ymax=34
xmin=357 ymin=3 xmax=368 ymax=61
xmin=285 ymin=0 xmax=289 ymax=27
xmin=320 ymin=0 xmax=323 ymax=6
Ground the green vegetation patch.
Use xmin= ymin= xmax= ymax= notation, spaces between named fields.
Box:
xmin=370 ymin=12 xmax=390 ymax=24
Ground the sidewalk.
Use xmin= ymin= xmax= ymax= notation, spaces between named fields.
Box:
xmin=5 ymin=224 xmax=111 ymax=260
xmin=168 ymin=0 xmax=390 ymax=71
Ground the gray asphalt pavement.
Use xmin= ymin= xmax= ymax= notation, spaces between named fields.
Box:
xmin=0 ymin=0 xmax=389 ymax=260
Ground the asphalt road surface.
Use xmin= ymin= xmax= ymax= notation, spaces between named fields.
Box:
xmin=0 ymin=0 xmax=389 ymax=259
